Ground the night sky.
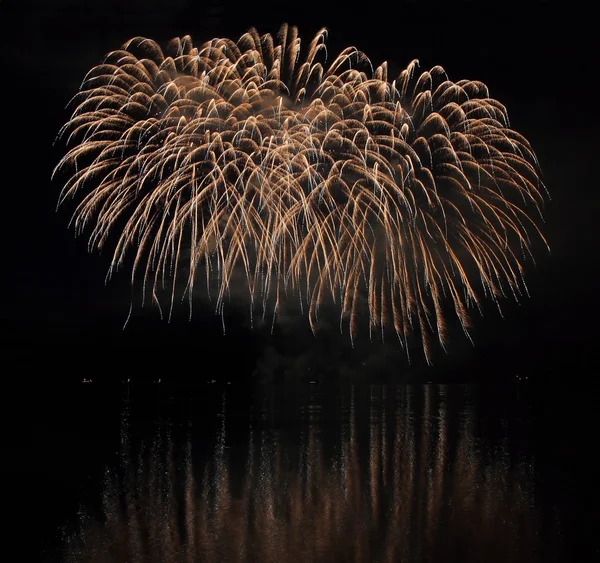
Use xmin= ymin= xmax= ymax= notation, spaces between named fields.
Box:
xmin=0 ymin=0 xmax=596 ymax=383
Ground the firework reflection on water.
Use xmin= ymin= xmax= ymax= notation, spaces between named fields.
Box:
xmin=63 ymin=386 xmax=558 ymax=563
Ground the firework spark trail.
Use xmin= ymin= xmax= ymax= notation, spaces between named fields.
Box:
xmin=53 ymin=24 xmax=548 ymax=362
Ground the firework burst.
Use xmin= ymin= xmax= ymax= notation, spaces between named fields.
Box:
xmin=53 ymin=24 xmax=548 ymax=362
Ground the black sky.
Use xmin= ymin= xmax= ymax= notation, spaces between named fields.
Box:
xmin=0 ymin=0 xmax=596 ymax=382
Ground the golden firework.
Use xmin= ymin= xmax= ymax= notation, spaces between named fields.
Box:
xmin=53 ymin=24 xmax=548 ymax=362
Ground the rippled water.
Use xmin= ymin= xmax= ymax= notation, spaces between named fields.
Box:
xmin=39 ymin=384 xmax=571 ymax=563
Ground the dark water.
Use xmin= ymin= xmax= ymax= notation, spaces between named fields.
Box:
xmin=5 ymin=383 xmax=594 ymax=562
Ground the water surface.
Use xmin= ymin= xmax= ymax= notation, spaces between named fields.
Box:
xmin=26 ymin=383 xmax=575 ymax=562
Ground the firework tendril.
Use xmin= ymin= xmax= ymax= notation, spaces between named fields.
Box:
xmin=53 ymin=24 xmax=548 ymax=363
